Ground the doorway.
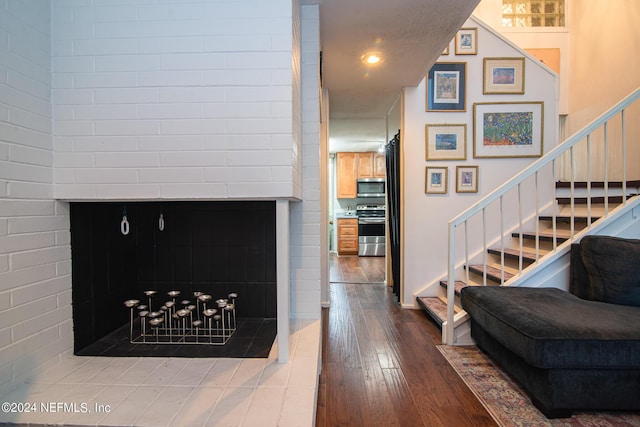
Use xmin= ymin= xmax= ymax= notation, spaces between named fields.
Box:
xmin=328 ymin=152 xmax=387 ymax=285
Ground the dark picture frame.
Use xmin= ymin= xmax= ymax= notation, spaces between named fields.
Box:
xmin=426 ymin=62 xmax=467 ymax=112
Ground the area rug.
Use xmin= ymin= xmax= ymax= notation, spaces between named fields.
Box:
xmin=437 ymin=345 xmax=640 ymax=427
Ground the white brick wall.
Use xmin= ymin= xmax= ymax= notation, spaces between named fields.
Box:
xmin=0 ymin=1 xmax=72 ymax=389
xmin=0 ymin=1 xmax=322 ymax=390
xmin=52 ymin=0 xmax=299 ymax=200
xmin=290 ymin=4 xmax=320 ymax=319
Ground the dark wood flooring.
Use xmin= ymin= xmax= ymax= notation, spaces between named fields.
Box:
xmin=315 ymin=282 xmax=497 ymax=427
xmin=330 ymin=254 xmax=386 ymax=283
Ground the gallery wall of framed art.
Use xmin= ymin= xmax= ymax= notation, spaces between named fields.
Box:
xmin=396 ymin=13 xmax=560 ymax=307
xmin=422 ymin=20 xmax=555 ymax=197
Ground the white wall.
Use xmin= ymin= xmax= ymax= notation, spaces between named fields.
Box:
xmin=564 ymin=0 xmax=640 ymax=181
xmin=473 ymin=0 xmax=569 ymax=115
xmin=0 ymin=1 xmax=73 ymax=387
xmin=401 ymin=16 xmax=558 ymax=306
xmin=52 ymin=0 xmax=301 ymax=200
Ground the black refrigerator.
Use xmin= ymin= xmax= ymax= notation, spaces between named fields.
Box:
xmin=385 ymin=131 xmax=401 ymax=300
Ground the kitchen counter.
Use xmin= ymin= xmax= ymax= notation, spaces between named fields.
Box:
xmin=335 ymin=212 xmax=357 ymax=219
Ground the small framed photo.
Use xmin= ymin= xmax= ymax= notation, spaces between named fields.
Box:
xmin=442 ymin=44 xmax=449 ymax=56
xmin=425 ymin=166 xmax=448 ymax=194
xmin=455 ymin=28 xmax=478 ymax=55
xmin=425 ymin=124 xmax=466 ymax=160
xmin=456 ymin=166 xmax=479 ymax=193
xmin=473 ymin=101 xmax=544 ymax=159
xmin=484 ymin=57 xmax=525 ymax=94
xmin=426 ymin=62 xmax=466 ymax=112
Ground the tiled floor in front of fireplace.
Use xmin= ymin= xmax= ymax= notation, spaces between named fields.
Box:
xmin=0 ymin=319 xmax=319 ymax=427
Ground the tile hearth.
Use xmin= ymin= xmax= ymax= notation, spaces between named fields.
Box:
xmin=0 ymin=320 xmax=320 ymax=427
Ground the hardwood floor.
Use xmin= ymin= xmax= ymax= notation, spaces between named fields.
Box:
xmin=330 ymin=253 xmax=386 ymax=283
xmin=315 ymin=282 xmax=497 ymax=427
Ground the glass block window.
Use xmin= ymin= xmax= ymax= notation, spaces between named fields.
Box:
xmin=502 ymin=0 xmax=565 ymax=28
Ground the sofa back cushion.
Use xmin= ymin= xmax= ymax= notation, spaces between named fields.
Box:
xmin=578 ymin=235 xmax=640 ymax=307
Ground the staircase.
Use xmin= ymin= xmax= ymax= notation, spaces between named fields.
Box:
xmin=416 ymin=87 xmax=640 ymax=345
xmin=417 ymin=186 xmax=637 ymax=331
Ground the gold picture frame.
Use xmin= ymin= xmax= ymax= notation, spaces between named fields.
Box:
xmin=455 ymin=28 xmax=478 ymax=55
xmin=425 ymin=166 xmax=448 ymax=194
xmin=483 ymin=57 xmax=525 ymax=94
xmin=425 ymin=124 xmax=467 ymax=161
xmin=473 ymin=101 xmax=544 ymax=159
xmin=456 ymin=166 xmax=479 ymax=193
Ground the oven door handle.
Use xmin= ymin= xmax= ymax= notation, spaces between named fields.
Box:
xmin=358 ymin=218 xmax=386 ymax=224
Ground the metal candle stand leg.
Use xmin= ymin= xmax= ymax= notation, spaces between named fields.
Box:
xmin=124 ymin=299 xmax=140 ymax=343
xmin=125 ymin=291 xmax=237 ymax=345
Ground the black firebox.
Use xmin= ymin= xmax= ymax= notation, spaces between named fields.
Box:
xmin=70 ymin=201 xmax=276 ymax=354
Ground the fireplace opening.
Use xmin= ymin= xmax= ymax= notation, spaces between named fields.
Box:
xmin=70 ymin=201 xmax=277 ymax=357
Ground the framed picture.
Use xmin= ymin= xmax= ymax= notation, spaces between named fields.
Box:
xmin=473 ymin=102 xmax=544 ymax=158
xmin=483 ymin=57 xmax=525 ymax=94
xmin=442 ymin=44 xmax=449 ymax=56
xmin=425 ymin=124 xmax=466 ymax=160
xmin=426 ymin=62 xmax=466 ymax=112
xmin=425 ymin=166 xmax=448 ymax=194
xmin=456 ymin=166 xmax=479 ymax=193
xmin=455 ymin=28 xmax=478 ymax=55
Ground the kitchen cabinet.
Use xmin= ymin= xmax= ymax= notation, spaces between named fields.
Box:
xmin=357 ymin=152 xmax=374 ymax=178
xmin=374 ymin=153 xmax=386 ymax=178
xmin=337 ymin=151 xmax=385 ymax=198
xmin=337 ymin=217 xmax=358 ymax=255
xmin=336 ymin=152 xmax=358 ymax=198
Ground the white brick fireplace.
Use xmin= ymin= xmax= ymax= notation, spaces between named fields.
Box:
xmin=0 ymin=5 xmax=322 ymax=422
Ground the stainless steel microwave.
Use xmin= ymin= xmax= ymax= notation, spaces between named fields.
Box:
xmin=357 ymin=178 xmax=385 ymax=197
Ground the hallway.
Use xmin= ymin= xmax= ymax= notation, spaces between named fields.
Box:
xmin=315 ymin=281 xmax=496 ymax=426
xmin=329 ymin=254 xmax=386 ymax=283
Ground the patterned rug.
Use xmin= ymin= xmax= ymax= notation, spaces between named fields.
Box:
xmin=437 ymin=345 xmax=640 ymax=427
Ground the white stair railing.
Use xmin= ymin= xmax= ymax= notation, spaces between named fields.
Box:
xmin=445 ymin=87 xmax=640 ymax=345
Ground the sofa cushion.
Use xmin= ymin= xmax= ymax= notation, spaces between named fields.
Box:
xmin=460 ymin=286 xmax=640 ymax=369
xmin=580 ymin=235 xmax=640 ymax=307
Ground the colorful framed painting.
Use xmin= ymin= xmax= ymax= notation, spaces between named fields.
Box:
xmin=426 ymin=62 xmax=466 ymax=112
xmin=425 ymin=166 xmax=448 ymax=194
xmin=473 ymin=102 xmax=544 ymax=158
xmin=456 ymin=166 xmax=479 ymax=193
xmin=483 ymin=57 xmax=525 ymax=94
xmin=454 ymin=28 xmax=478 ymax=55
xmin=425 ymin=124 xmax=466 ymax=160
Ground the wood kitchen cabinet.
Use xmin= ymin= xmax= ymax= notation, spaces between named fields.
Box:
xmin=374 ymin=153 xmax=386 ymax=178
xmin=337 ymin=151 xmax=385 ymax=198
xmin=337 ymin=217 xmax=358 ymax=255
xmin=357 ymin=152 xmax=374 ymax=178
xmin=336 ymin=152 xmax=358 ymax=198
xmin=357 ymin=152 xmax=386 ymax=179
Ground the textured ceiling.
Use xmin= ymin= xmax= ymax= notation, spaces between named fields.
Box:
xmin=310 ymin=0 xmax=480 ymax=122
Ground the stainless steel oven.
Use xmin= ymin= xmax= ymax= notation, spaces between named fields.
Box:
xmin=357 ymin=178 xmax=385 ymax=198
xmin=357 ymin=204 xmax=385 ymax=256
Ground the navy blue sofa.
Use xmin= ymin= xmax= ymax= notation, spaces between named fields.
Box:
xmin=461 ymin=235 xmax=640 ymax=418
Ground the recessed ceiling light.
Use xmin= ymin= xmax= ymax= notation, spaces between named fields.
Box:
xmin=361 ymin=52 xmax=383 ymax=65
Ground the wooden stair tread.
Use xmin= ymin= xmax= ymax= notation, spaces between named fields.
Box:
xmin=487 ymin=247 xmax=538 ymax=263
xmin=556 ymin=180 xmax=640 ymax=189
xmin=466 ymin=264 xmax=515 ymax=283
xmin=557 ymin=196 xmax=631 ymax=204
xmin=512 ymin=231 xmax=570 ymax=242
xmin=416 ymin=297 xmax=460 ymax=326
xmin=439 ymin=280 xmax=469 ymax=296
xmin=538 ymin=215 xmax=601 ymax=223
